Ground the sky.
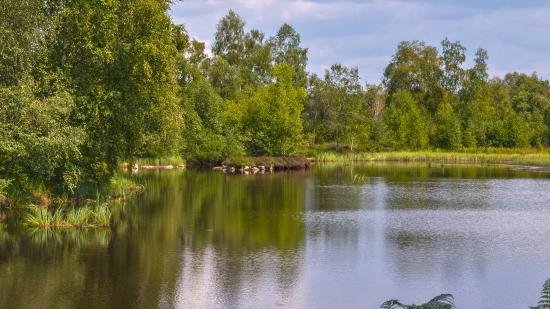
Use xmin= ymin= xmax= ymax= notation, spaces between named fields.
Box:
xmin=170 ymin=0 xmax=550 ymax=84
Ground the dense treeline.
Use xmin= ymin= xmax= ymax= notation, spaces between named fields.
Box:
xmin=2 ymin=1 xmax=550 ymax=198
xmin=306 ymin=41 xmax=550 ymax=152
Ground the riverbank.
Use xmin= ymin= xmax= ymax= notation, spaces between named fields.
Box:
xmin=8 ymin=150 xmax=549 ymax=229
xmin=312 ymin=150 xmax=550 ymax=167
xmin=212 ymin=150 xmax=550 ymax=174
xmin=217 ymin=156 xmax=312 ymax=173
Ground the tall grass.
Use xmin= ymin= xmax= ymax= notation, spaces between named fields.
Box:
xmin=6 ymin=174 xmax=139 ymax=230
xmin=315 ymin=151 xmax=550 ymax=166
xmin=135 ymin=156 xmax=185 ymax=166
xmin=24 ymin=204 xmax=112 ymax=229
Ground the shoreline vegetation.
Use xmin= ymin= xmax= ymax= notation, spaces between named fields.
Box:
xmin=3 ymin=149 xmax=550 ymax=229
xmin=213 ymin=148 xmax=550 ymax=174
xmin=5 ymin=2 xmax=550 ymax=230
xmin=2 ymin=176 xmax=143 ymax=230
xmin=312 ymin=150 xmax=550 ymax=167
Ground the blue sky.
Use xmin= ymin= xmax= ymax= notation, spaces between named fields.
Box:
xmin=170 ymin=0 xmax=550 ymax=84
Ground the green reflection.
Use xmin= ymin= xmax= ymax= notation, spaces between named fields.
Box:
xmin=0 ymin=169 xmax=307 ymax=308
xmin=0 ymin=164 xmax=547 ymax=308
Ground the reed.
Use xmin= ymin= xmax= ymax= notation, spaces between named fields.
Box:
xmin=314 ymin=151 xmax=550 ymax=166
xmin=134 ymin=156 xmax=185 ymax=166
xmin=23 ymin=204 xmax=112 ymax=229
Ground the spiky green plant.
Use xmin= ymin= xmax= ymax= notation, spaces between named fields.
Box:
xmin=66 ymin=207 xmax=93 ymax=227
xmin=92 ymin=205 xmax=111 ymax=227
xmin=23 ymin=206 xmax=51 ymax=228
xmin=50 ymin=207 xmax=65 ymax=227
xmin=0 ymin=179 xmax=11 ymax=197
xmin=381 ymin=294 xmax=456 ymax=309
xmin=531 ymin=279 xmax=550 ymax=309
xmin=24 ymin=204 xmax=112 ymax=229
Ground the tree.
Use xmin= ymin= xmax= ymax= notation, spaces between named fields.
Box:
xmin=209 ymin=56 xmax=243 ymax=100
xmin=0 ymin=84 xmax=84 ymax=193
xmin=383 ymin=41 xmax=444 ymax=114
xmin=472 ymin=48 xmax=489 ymax=82
xmin=304 ymin=64 xmax=369 ymax=151
xmin=0 ymin=0 xmax=45 ymax=87
xmin=440 ymin=38 xmax=466 ymax=94
xmin=242 ymin=29 xmax=273 ymax=87
xmin=384 ymin=90 xmax=428 ymax=150
xmin=211 ymin=11 xmax=274 ymax=98
xmin=458 ymin=48 xmax=492 ymax=147
xmin=504 ymin=72 xmax=550 ymax=146
xmin=270 ymin=23 xmax=308 ymax=88
xmin=363 ymin=85 xmax=387 ymax=150
xmin=324 ymin=64 xmax=365 ymax=151
xmin=212 ymin=10 xmax=245 ymax=66
xmin=181 ymin=76 xmax=242 ymax=164
xmin=303 ymin=74 xmax=331 ymax=144
xmin=433 ymin=95 xmax=462 ymax=149
xmin=49 ymin=0 xmax=183 ymax=180
xmin=240 ymin=64 xmax=306 ymax=155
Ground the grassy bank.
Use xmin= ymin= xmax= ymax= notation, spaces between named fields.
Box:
xmin=134 ymin=156 xmax=185 ymax=167
xmin=313 ymin=150 xmax=550 ymax=166
xmin=1 ymin=175 xmax=144 ymax=229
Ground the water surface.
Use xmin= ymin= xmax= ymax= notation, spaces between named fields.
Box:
xmin=1 ymin=163 xmax=550 ymax=309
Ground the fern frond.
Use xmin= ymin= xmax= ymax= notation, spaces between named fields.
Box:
xmin=426 ymin=294 xmax=455 ymax=309
xmin=538 ymin=279 xmax=550 ymax=309
xmin=380 ymin=299 xmax=407 ymax=309
xmin=380 ymin=294 xmax=455 ymax=309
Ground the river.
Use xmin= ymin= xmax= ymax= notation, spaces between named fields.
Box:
xmin=1 ymin=163 xmax=549 ymax=308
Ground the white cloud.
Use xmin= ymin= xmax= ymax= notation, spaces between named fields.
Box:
xmin=170 ymin=0 xmax=550 ymax=83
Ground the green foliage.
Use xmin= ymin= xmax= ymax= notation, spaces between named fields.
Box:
xmin=383 ymin=40 xmax=444 ymax=113
xmin=304 ymin=64 xmax=369 ymax=150
xmin=381 ymin=294 xmax=455 ymax=309
xmin=0 ymin=85 xmax=84 ymax=193
xmin=135 ymin=156 xmax=185 ymax=167
xmin=51 ymin=0 xmax=183 ymax=180
xmin=531 ymin=279 xmax=550 ymax=309
xmin=0 ymin=0 xmax=46 ymax=87
xmin=181 ymin=76 xmax=242 ymax=164
xmin=433 ymin=96 xmax=462 ymax=149
xmin=5 ymin=1 xmax=550 ymax=217
xmin=384 ymin=90 xmax=429 ymax=150
xmin=213 ymin=10 xmax=246 ymax=67
xmin=270 ymin=23 xmax=308 ymax=88
xmin=0 ymin=179 xmax=12 ymax=200
xmin=440 ymin=38 xmax=466 ymax=94
xmin=239 ymin=64 xmax=306 ymax=155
